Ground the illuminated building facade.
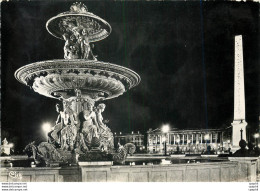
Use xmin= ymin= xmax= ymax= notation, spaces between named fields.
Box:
xmin=147 ymin=128 xmax=231 ymax=154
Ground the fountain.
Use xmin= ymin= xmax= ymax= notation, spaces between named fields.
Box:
xmin=2 ymin=3 xmax=257 ymax=182
xmin=14 ymin=2 xmax=140 ymax=166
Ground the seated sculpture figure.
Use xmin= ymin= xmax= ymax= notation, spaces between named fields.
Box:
xmin=63 ymin=33 xmax=75 ymax=59
xmin=63 ymin=33 xmax=81 ymax=59
xmin=48 ymin=104 xmax=64 ymax=145
xmin=95 ymin=103 xmax=114 ymax=151
xmin=81 ymin=101 xmax=99 ymax=146
xmin=60 ymin=101 xmax=78 ymax=151
xmin=96 ymin=103 xmax=108 ymax=132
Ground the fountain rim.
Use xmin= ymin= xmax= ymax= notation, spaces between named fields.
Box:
xmin=14 ymin=59 xmax=141 ymax=88
xmin=46 ymin=12 xmax=112 ymax=42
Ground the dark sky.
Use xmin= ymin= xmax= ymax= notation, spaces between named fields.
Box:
xmin=1 ymin=1 xmax=259 ymax=152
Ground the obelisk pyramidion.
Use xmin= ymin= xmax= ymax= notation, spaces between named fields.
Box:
xmin=231 ymin=35 xmax=247 ymax=149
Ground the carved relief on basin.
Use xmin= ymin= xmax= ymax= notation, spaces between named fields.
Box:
xmin=46 ymin=3 xmax=112 ymax=42
xmin=15 ymin=59 xmax=140 ymax=100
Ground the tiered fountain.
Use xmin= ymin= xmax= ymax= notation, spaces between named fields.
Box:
xmin=15 ymin=2 xmax=140 ymax=165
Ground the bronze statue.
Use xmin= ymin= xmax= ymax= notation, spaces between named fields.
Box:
xmin=81 ymin=29 xmax=91 ymax=59
xmin=48 ymin=104 xmax=64 ymax=145
xmin=60 ymin=100 xmax=78 ymax=150
xmin=96 ymin=103 xmax=114 ymax=151
xmin=63 ymin=33 xmax=74 ymax=59
xmin=112 ymin=143 xmax=127 ymax=165
xmin=24 ymin=141 xmax=64 ymax=164
xmin=81 ymin=101 xmax=99 ymax=145
xmin=63 ymin=26 xmax=96 ymax=60
xmin=96 ymin=103 xmax=108 ymax=132
xmin=63 ymin=33 xmax=81 ymax=59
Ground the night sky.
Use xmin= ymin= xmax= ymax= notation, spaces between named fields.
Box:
xmin=1 ymin=1 xmax=259 ymax=153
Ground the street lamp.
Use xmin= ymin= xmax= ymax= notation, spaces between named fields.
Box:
xmin=42 ymin=123 xmax=51 ymax=135
xmin=162 ymin=137 xmax=166 ymax=156
xmin=187 ymin=139 xmax=191 ymax=154
xmin=254 ymin=133 xmax=259 ymax=148
xmin=176 ymin=138 xmax=180 ymax=154
xmin=204 ymin=134 xmax=209 ymax=142
xmin=196 ymin=141 xmax=199 ymax=153
xmin=162 ymin=124 xmax=170 ymax=134
xmin=204 ymin=134 xmax=210 ymax=153
xmin=162 ymin=124 xmax=170 ymax=156
xmin=227 ymin=140 xmax=231 ymax=153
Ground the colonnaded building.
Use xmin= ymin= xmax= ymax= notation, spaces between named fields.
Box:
xmin=147 ymin=127 xmax=231 ymax=154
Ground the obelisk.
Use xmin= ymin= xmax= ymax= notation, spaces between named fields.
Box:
xmin=231 ymin=35 xmax=247 ymax=150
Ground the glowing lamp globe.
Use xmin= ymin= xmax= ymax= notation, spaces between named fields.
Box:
xmin=42 ymin=123 xmax=51 ymax=133
xmin=204 ymin=134 xmax=210 ymax=140
xmin=162 ymin=124 xmax=170 ymax=133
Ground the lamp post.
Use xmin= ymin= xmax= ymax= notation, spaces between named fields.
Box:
xmin=254 ymin=133 xmax=259 ymax=148
xmin=176 ymin=138 xmax=180 ymax=154
xmin=226 ymin=140 xmax=231 ymax=153
xmin=162 ymin=124 xmax=170 ymax=156
xmin=187 ymin=139 xmax=191 ymax=154
xmin=204 ymin=134 xmax=210 ymax=153
xmin=162 ymin=137 xmax=166 ymax=156
xmin=196 ymin=141 xmax=199 ymax=153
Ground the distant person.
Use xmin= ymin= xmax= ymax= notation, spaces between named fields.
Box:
xmin=232 ymin=140 xmax=249 ymax=157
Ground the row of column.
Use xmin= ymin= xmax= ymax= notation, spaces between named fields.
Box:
xmin=151 ymin=133 xmax=219 ymax=145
